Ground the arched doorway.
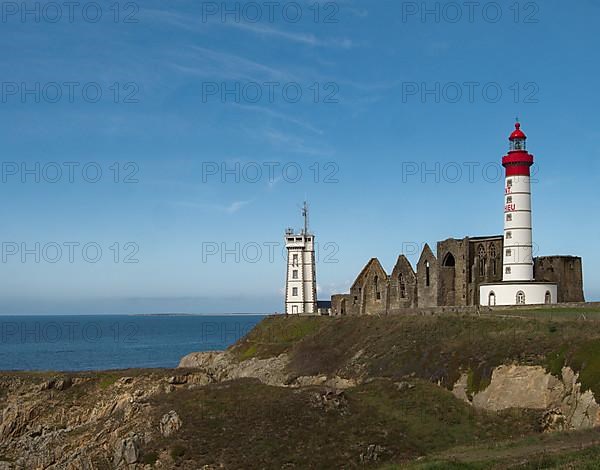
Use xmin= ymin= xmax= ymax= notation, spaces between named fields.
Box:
xmin=488 ymin=291 xmax=496 ymax=306
xmin=440 ymin=252 xmax=456 ymax=306
xmin=340 ymin=299 xmax=346 ymax=316
xmin=545 ymin=291 xmax=552 ymax=304
xmin=516 ymin=291 xmax=526 ymax=305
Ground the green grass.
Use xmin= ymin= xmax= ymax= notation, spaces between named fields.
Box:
xmin=466 ymin=368 xmax=491 ymax=397
xmin=543 ymin=339 xmax=600 ymax=398
xmin=231 ymin=315 xmax=323 ymax=360
xmin=545 ymin=346 xmax=567 ymax=377
xmin=146 ymin=378 xmax=540 ymax=468
xmin=97 ymin=373 xmax=119 ymax=389
xmin=569 ymin=339 xmax=600 ymax=397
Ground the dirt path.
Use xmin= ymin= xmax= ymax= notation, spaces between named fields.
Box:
xmin=425 ymin=428 xmax=600 ymax=467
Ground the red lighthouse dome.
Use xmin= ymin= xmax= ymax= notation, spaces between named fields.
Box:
xmin=509 ymin=122 xmax=527 ymax=141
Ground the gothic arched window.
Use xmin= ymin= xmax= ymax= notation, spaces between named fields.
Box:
xmin=489 ymin=244 xmax=497 ymax=276
xmin=478 ymin=245 xmax=486 ymax=276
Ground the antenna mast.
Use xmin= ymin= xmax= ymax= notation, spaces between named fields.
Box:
xmin=302 ymin=201 xmax=309 ymax=235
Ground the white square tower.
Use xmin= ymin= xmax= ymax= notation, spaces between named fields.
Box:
xmin=284 ymin=202 xmax=317 ymax=315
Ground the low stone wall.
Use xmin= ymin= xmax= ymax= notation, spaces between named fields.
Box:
xmin=327 ymin=301 xmax=600 ymax=318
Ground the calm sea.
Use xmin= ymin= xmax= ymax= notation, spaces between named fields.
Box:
xmin=0 ymin=315 xmax=266 ymax=372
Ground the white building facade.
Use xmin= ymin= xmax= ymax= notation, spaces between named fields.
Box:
xmin=480 ymin=122 xmax=557 ymax=306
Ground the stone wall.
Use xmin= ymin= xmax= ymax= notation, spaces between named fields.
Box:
xmin=534 ymin=256 xmax=585 ymax=303
xmin=417 ymin=244 xmax=438 ymax=308
xmin=388 ymin=255 xmax=417 ymax=313
xmin=438 ymin=238 xmax=466 ymax=307
xmin=467 ymin=237 xmax=504 ymax=305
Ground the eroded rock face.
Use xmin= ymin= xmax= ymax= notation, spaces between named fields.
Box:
xmin=177 ymin=351 xmax=359 ymax=390
xmin=160 ymin=410 xmax=182 ymax=437
xmin=453 ymin=365 xmax=600 ymax=431
xmin=177 ymin=351 xmax=291 ymax=386
xmin=472 ymin=365 xmax=563 ymax=411
xmin=0 ymin=373 xmax=166 ymax=468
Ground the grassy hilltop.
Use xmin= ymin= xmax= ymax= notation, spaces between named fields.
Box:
xmin=232 ymin=310 xmax=600 ymax=398
xmin=3 ymin=308 xmax=600 ymax=468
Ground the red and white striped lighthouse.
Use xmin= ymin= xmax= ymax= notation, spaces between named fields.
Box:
xmin=502 ymin=121 xmax=534 ymax=282
xmin=479 ymin=120 xmax=557 ymax=306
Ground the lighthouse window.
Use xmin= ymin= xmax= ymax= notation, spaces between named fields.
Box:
xmin=292 ymin=254 xmax=298 ymax=266
xmin=506 ymin=249 xmax=512 ymax=257
xmin=292 ymin=270 xmax=298 ymax=279
xmin=506 ymin=196 xmax=513 ymax=204
xmin=292 ymin=287 xmax=298 ymax=297
xmin=506 ymin=214 xmax=513 ymax=222
xmin=505 ymin=267 xmax=512 ymax=274
xmin=507 ymin=179 xmax=513 ymax=187
xmin=506 ymin=232 xmax=512 ymax=239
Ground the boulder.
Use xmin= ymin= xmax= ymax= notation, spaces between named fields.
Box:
xmin=159 ymin=410 xmax=182 ymax=437
xmin=113 ymin=432 xmax=140 ymax=466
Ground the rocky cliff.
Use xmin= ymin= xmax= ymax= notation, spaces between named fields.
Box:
xmin=3 ymin=312 xmax=600 ymax=468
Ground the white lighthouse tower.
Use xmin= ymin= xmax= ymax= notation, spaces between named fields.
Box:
xmin=284 ymin=202 xmax=317 ymax=315
xmin=480 ymin=121 xmax=557 ymax=306
xmin=502 ymin=121 xmax=534 ymax=282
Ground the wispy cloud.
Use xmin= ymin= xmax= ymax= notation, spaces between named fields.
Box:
xmin=227 ymin=22 xmax=353 ymax=49
xmin=143 ymin=8 xmax=354 ymax=49
xmin=232 ymin=103 xmax=324 ymax=135
xmin=168 ymin=45 xmax=294 ymax=82
xmin=262 ymin=128 xmax=333 ymax=156
xmin=175 ymin=199 xmax=253 ymax=214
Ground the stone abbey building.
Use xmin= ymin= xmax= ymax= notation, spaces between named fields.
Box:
xmin=331 ymin=236 xmax=584 ymax=316
xmin=330 ymin=121 xmax=585 ymax=316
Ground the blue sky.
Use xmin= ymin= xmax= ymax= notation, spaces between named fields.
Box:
xmin=1 ymin=0 xmax=599 ymax=314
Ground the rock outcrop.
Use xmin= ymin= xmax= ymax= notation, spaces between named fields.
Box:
xmin=177 ymin=351 xmax=291 ymax=386
xmin=453 ymin=365 xmax=600 ymax=431
xmin=177 ymin=351 xmax=358 ymax=390
xmin=159 ymin=410 xmax=182 ymax=437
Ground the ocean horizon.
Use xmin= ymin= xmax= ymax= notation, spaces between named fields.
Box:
xmin=0 ymin=314 xmax=267 ymax=372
